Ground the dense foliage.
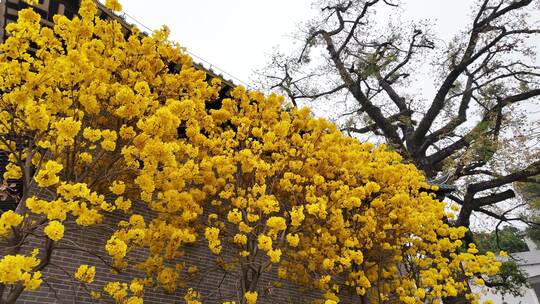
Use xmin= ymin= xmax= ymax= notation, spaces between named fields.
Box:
xmin=0 ymin=1 xmax=502 ymax=303
xmin=474 ymin=227 xmax=530 ymax=298
xmin=475 ymin=226 xmax=528 ymax=254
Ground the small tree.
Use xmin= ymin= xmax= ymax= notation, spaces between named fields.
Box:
xmin=1 ymin=1 xmax=502 ymax=303
xmin=516 ymin=173 xmax=540 ymax=247
xmin=475 ymin=226 xmax=528 ymax=254
xmin=474 ymin=227 xmax=530 ymax=298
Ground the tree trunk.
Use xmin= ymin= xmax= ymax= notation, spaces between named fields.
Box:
xmin=442 ymin=296 xmax=469 ymax=304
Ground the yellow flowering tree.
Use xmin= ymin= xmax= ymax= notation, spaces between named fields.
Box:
xmin=0 ymin=1 xmax=501 ymax=303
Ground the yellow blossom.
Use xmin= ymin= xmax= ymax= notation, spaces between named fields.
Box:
xmin=105 ymin=0 xmax=122 ymax=11
xmin=0 ymin=253 xmax=42 ymax=290
xmin=244 ymin=291 xmax=258 ymax=304
xmin=44 ymin=221 xmax=64 ymax=241
xmin=106 ymin=236 xmax=128 ymax=261
xmin=267 ymin=249 xmax=282 ymax=263
xmin=205 ymin=227 xmax=222 ymax=254
xmin=257 ymin=234 xmax=272 ymax=252
xmin=74 ymin=265 xmax=95 ymax=283
xmin=227 ymin=209 xmax=243 ymax=224
xmin=0 ymin=0 xmax=504 ymax=301
xmin=233 ymin=234 xmax=248 ymax=245
xmin=34 ymin=160 xmax=63 ymax=187
xmin=286 ymin=233 xmax=299 ymax=247
xmin=0 ymin=210 xmax=24 ymax=238
xmin=110 ymin=181 xmax=126 ymax=195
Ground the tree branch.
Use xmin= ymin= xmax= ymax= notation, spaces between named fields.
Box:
xmin=473 ymin=189 xmax=515 ymax=208
xmin=412 ymin=0 xmax=538 ymax=148
xmin=321 ymin=31 xmax=407 ymax=153
xmin=469 ymin=160 xmax=540 ymax=193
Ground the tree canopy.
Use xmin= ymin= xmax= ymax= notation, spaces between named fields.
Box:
xmin=261 ymin=0 xmax=540 ymax=230
xmin=0 ymin=1 xmax=505 ymax=304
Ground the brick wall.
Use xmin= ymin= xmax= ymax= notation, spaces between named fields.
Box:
xmin=11 ymin=201 xmax=339 ymax=304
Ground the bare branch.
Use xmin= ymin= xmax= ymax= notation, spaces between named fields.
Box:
xmin=412 ymin=0 xmax=539 ymax=147
xmin=474 ymin=189 xmax=516 ymax=208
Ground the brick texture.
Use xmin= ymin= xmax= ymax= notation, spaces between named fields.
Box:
xmin=10 ymin=201 xmax=338 ymax=304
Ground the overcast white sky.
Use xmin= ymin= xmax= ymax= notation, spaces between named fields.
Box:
xmin=117 ymin=1 xmax=476 ymax=87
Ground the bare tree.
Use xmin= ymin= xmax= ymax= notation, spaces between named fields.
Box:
xmin=260 ymin=0 xmax=540 ymax=301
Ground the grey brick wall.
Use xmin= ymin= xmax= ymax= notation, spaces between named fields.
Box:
xmin=11 ymin=201 xmax=337 ymax=304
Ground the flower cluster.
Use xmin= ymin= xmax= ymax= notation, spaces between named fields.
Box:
xmin=244 ymin=291 xmax=258 ymax=304
xmin=0 ymin=211 xmax=23 ymax=238
xmin=43 ymin=220 xmax=64 ymax=241
xmin=0 ymin=250 xmax=42 ymax=291
xmin=105 ymin=236 xmax=128 ymax=265
xmin=74 ymin=265 xmax=95 ymax=283
xmin=204 ymin=227 xmax=222 ymax=254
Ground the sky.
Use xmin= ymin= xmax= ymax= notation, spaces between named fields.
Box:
xmin=117 ymin=0 xmax=316 ymax=87
xmin=117 ymin=0 xmax=476 ymax=88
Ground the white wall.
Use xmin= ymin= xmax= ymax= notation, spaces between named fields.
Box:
xmin=478 ymin=287 xmax=539 ymax=304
